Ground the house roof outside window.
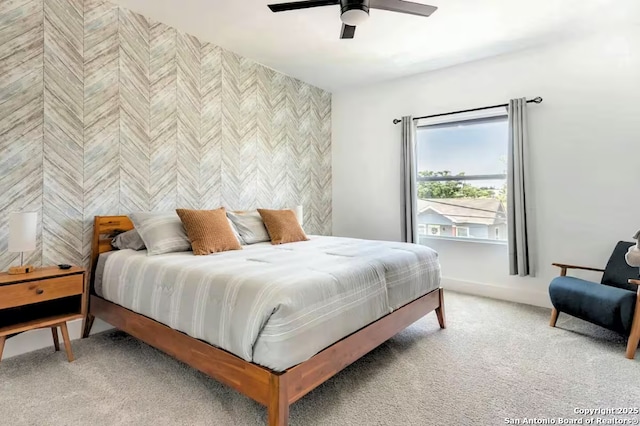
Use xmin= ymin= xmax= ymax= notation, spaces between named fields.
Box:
xmin=418 ymin=198 xmax=506 ymax=226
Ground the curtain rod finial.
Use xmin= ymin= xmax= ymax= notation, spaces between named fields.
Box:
xmin=532 ymin=97 xmax=543 ymax=103
xmin=393 ymin=118 xmax=401 ymax=124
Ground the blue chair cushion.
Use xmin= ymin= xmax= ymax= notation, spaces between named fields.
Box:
xmin=549 ymin=276 xmax=636 ymax=335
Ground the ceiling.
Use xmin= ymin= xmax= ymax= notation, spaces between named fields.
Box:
xmin=113 ymin=0 xmax=638 ymax=92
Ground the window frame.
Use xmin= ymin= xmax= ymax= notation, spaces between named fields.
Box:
xmin=455 ymin=226 xmax=469 ymax=238
xmin=415 ymin=108 xmax=508 ymax=245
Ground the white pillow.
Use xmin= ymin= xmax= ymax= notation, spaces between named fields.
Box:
xmin=129 ymin=212 xmax=191 ymax=255
xmin=226 ymin=211 xmax=270 ymax=245
xmin=111 ymin=229 xmax=146 ymax=250
xmin=227 ymin=218 xmax=242 ymax=243
xmin=130 ymin=211 xmax=242 ymax=255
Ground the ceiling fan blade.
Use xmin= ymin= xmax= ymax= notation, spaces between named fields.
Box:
xmin=268 ymin=0 xmax=339 ymax=12
xmin=369 ymin=0 xmax=437 ymax=17
xmin=340 ymin=23 xmax=356 ymax=39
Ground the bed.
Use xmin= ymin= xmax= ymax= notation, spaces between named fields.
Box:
xmin=84 ymin=216 xmax=445 ymax=425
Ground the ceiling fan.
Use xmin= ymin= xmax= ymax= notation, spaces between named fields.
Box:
xmin=267 ymin=0 xmax=437 ymax=39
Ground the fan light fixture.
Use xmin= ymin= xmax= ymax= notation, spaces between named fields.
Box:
xmin=341 ymin=8 xmax=369 ymax=26
xmin=268 ymin=0 xmax=437 ymax=40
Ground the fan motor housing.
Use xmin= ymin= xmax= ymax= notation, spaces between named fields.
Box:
xmin=340 ymin=0 xmax=369 ymax=14
xmin=340 ymin=0 xmax=369 ymax=25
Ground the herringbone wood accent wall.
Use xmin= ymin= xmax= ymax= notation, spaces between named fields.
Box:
xmin=0 ymin=0 xmax=332 ymax=270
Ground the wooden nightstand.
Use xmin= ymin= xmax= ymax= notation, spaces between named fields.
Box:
xmin=0 ymin=266 xmax=87 ymax=362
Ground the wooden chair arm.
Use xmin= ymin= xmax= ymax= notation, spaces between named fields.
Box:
xmin=628 ymin=279 xmax=640 ymax=286
xmin=552 ymin=263 xmax=605 ymax=276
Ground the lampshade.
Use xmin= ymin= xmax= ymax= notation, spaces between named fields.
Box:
xmin=626 ymin=245 xmax=640 ymax=267
xmin=294 ymin=205 xmax=304 ymax=226
xmin=8 ymin=212 xmax=38 ymax=253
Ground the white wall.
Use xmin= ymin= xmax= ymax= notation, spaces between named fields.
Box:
xmin=332 ymin=26 xmax=640 ymax=308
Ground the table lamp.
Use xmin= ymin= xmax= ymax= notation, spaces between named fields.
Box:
xmin=626 ymin=230 xmax=640 ymax=267
xmin=294 ymin=205 xmax=303 ymax=227
xmin=8 ymin=211 xmax=38 ymax=274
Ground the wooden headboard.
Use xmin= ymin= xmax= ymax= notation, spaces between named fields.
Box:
xmin=90 ymin=216 xmax=134 ymax=289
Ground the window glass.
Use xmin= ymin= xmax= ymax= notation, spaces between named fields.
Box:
xmin=416 ymin=115 xmax=508 ymax=242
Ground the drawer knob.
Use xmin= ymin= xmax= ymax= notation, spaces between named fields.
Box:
xmin=36 ymin=288 xmax=44 ymax=295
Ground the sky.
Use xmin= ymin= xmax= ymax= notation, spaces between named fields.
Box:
xmin=416 ymin=119 xmax=508 ymax=185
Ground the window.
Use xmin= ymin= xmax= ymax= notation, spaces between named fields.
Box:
xmin=455 ymin=226 xmax=469 ymax=238
xmin=418 ymin=224 xmax=427 ymax=235
xmin=416 ymin=112 xmax=508 ymax=242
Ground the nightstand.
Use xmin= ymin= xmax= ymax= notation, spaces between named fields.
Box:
xmin=0 ymin=266 xmax=87 ymax=362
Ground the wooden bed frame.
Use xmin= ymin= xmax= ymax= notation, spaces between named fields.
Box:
xmin=83 ymin=216 xmax=446 ymax=426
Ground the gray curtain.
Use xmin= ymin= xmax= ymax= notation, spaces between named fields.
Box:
xmin=507 ymin=98 xmax=533 ymax=276
xmin=401 ymin=116 xmax=418 ymax=243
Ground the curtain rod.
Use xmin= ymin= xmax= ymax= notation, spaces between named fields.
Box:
xmin=392 ymin=97 xmax=543 ymax=124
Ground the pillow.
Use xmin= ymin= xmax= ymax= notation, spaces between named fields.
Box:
xmin=176 ymin=208 xmax=242 ymax=255
xmin=257 ymin=209 xmax=309 ymax=245
xmin=129 ymin=211 xmax=191 ymax=256
xmin=111 ymin=229 xmax=146 ymax=250
xmin=226 ymin=210 xmax=271 ymax=245
xmin=227 ymin=218 xmax=242 ymax=243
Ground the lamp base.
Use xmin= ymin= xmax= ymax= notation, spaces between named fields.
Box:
xmin=8 ymin=265 xmax=36 ymax=275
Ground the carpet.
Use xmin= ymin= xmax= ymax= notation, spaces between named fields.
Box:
xmin=1 ymin=292 xmax=639 ymax=426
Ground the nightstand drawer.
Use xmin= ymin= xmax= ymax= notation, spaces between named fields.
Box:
xmin=0 ymin=275 xmax=84 ymax=309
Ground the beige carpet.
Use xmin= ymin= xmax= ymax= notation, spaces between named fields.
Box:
xmin=1 ymin=292 xmax=639 ymax=426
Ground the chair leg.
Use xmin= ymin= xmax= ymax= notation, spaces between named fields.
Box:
xmin=0 ymin=336 xmax=5 ymax=363
xmin=626 ymin=295 xmax=640 ymax=359
xmin=627 ymin=333 xmax=640 ymax=360
xmin=549 ymin=308 xmax=559 ymax=327
xmin=51 ymin=327 xmax=60 ymax=351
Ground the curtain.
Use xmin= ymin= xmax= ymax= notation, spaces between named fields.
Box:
xmin=401 ymin=116 xmax=418 ymax=243
xmin=507 ymin=98 xmax=533 ymax=276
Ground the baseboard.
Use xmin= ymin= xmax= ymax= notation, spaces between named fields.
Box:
xmin=442 ymin=277 xmax=552 ymax=309
xmin=2 ymin=318 xmax=114 ymax=360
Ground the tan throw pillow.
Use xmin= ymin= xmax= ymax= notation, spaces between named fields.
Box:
xmin=176 ymin=208 xmax=242 ymax=255
xmin=257 ymin=209 xmax=309 ymax=245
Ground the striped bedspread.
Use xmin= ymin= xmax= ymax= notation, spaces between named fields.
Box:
xmin=97 ymin=236 xmax=440 ymax=371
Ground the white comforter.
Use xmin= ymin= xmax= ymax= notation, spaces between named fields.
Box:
xmin=97 ymin=236 xmax=441 ymax=371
